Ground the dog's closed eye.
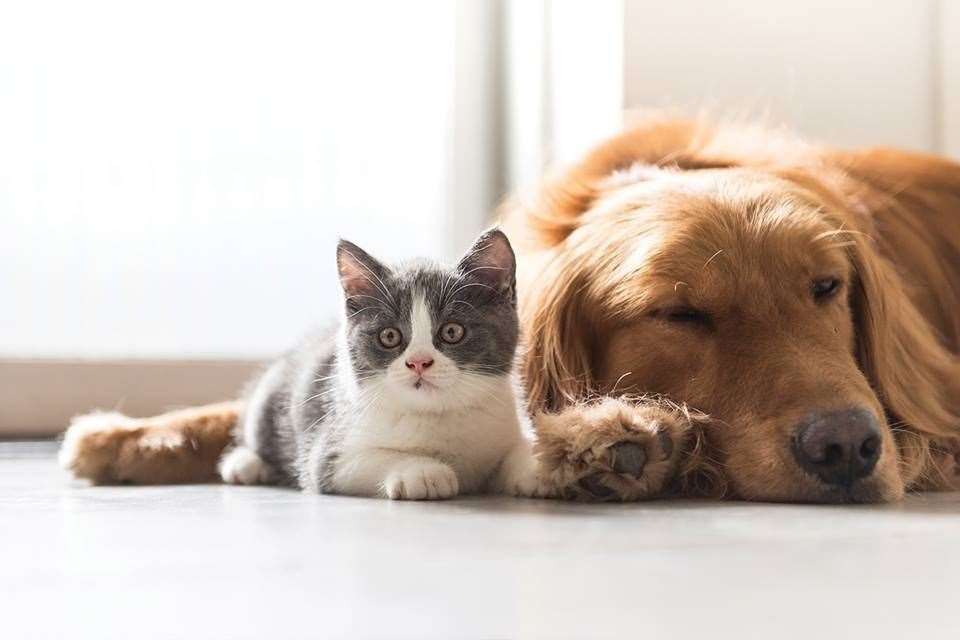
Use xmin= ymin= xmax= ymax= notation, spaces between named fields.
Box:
xmin=652 ymin=306 xmax=713 ymax=327
xmin=812 ymin=277 xmax=843 ymax=302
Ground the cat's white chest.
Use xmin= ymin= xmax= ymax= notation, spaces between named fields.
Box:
xmin=345 ymin=401 xmax=522 ymax=493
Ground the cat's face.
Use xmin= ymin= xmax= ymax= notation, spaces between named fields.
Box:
xmin=336 ymin=229 xmax=518 ymax=412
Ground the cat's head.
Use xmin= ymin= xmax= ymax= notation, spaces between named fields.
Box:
xmin=335 ymin=228 xmax=518 ymax=412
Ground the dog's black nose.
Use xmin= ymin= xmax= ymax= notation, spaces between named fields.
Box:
xmin=792 ymin=408 xmax=882 ymax=487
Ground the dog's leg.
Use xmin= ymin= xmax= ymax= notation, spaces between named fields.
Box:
xmin=532 ymin=397 xmax=693 ymax=501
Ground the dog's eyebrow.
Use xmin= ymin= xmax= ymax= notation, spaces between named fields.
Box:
xmin=702 ymin=249 xmax=725 ymax=270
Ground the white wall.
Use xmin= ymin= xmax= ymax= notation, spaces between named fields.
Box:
xmin=622 ymin=0 xmax=946 ymax=153
xmin=506 ymin=0 xmax=958 ymax=190
xmin=0 ymin=1 xmax=494 ymax=360
xmin=503 ymin=1 xmax=625 ymax=190
xmin=943 ymin=0 xmax=960 ymax=157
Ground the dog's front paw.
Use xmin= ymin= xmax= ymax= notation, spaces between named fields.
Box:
xmin=384 ymin=460 xmax=460 ymax=500
xmin=534 ymin=398 xmax=692 ymax=502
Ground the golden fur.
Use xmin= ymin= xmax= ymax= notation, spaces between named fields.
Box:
xmin=60 ymin=116 xmax=960 ymax=503
xmin=504 ymin=116 xmax=960 ymax=502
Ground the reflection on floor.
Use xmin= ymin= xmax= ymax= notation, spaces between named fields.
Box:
xmin=3 ymin=441 xmax=959 ymax=639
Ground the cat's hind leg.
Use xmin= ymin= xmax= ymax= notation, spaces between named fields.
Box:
xmin=218 ymin=360 xmax=287 ymax=486
xmin=218 ymin=446 xmax=274 ymax=485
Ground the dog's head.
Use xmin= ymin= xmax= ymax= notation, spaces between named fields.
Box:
xmin=511 ymin=122 xmax=959 ymax=503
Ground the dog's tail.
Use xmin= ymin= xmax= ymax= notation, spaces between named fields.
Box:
xmin=58 ymin=401 xmax=241 ymax=484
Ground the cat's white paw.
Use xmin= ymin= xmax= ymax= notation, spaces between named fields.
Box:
xmin=494 ymin=444 xmax=557 ymax=499
xmin=219 ymin=446 xmax=273 ymax=485
xmin=509 ymin=472 xmax=557 ymax=499
xmin=383 ymin=460 xmax=459 ymax=500
xmin=503 ymin=461 xmax=556 ymax=499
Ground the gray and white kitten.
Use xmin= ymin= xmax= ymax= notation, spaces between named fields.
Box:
xmin=218 ymin=229 xmax=552 ymax=499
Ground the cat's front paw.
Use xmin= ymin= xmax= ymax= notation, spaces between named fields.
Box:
xmin=534 ymin=398 xmax=693 ymax=502
xmin=501 ymin=455 xmax=557 ymax=499
xmin=508 ymin=472 xmax=557 ymax=499
xmin=383 ymin=460 xmax=460 ymax=500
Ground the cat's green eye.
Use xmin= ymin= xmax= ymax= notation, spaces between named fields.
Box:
xmin=439 ymin=322 xmax=465 ymax=344
xmin=378 ymin=327 xmax=402 ymax=348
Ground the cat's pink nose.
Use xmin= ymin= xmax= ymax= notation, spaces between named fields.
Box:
xmin=405 ymin=356 xmax=434 ymax=375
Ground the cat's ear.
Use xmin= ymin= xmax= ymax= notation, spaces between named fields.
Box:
xmin=457 ymin=228 xmax=516 ymax=302
xmin=336 ymin=240 xmax=392 ymax=307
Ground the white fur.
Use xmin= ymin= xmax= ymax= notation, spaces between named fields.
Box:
xmin=407 ymin=294 xmax=434 ymax=354
xmin=219 ymin=446 xmax=273 ymax=485
xmin=491 ymin=437 xmax=555 ymax=498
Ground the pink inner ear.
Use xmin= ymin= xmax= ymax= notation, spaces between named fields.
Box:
xmin=340 ymin=267 xmax=370 ymax=297
xmin=337 ymin=243 xmax=390 ymax=300
xmin=338 ymin=254 xmax=366 ymax=296
xmin=460 ymin=231 xmax=515 ymax=291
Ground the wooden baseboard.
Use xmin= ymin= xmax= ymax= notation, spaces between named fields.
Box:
xmin=0 ymin=359 xmax=262 ymax=437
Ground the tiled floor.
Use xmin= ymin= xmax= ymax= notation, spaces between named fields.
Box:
xmin=3 ymin=440 xmax=959 ymax=639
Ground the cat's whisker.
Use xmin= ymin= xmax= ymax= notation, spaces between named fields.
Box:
xmin=301 ymin=374 xmax=378 ymax=407
xmin=447 ymin=281 xmax=495 ymax=299
xmin=454 ymin=376 xmax=509 ymax=408
xmin=438 ymin=273 xmax=457 ymax=310
xmin=347 ymin=306 xmax=384 ymax=318
xmin=466 ymin=364 xmax=508 ymax=373
xmin=303 ymin=411 xmax=331 ymax=435
xmin=457 ymin=264 xmax=505 ymax=281
xmin=299 ymin=385 xmax=351 ymax=407
xmin=352 ymin=386 xmax=384 ymax=420
xmin=446 ymin=299 xmax=476 ymax=312
xmin=310 ymin=370 xmax=346 ymax=383
xmin=345 ymin=293 xmax=392 ymax=317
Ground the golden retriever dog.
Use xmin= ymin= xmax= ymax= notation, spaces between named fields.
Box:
xmin=60 ymin=117 xmax=960 ymax=504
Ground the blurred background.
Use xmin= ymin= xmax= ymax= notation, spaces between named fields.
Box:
xmin=2 ymin=0 xmax=958 ymax=434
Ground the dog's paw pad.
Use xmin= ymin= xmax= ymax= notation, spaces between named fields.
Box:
xmin=610 ymin=441 xmax=647 ymax=475
xmin=546 ymin=399 xmax=692 ymax=502
xmin=577 ymin=474 xmax=616 ymax=498
xmin=571 ymin=431 xmax=678 ymax=501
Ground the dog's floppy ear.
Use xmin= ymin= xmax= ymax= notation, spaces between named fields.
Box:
xmin=847 ymin=225 xmax=959 ymax=486
xmin=521 ymin=253 xmax=598 ymax=412
xmin=820 ymin=147 xmax=960 ymax=487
